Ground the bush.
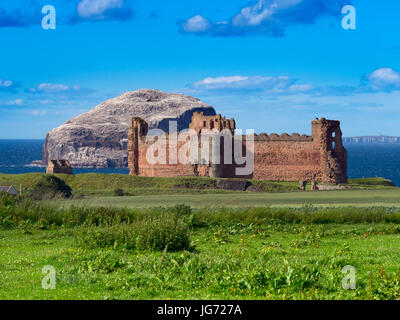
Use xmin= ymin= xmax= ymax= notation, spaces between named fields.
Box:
xmin=76 ymin=208 xmax=192 ymax=252
xmin=0 ymin=193 xmax=18 ymax=207
xmin=27 ymin=175 xmax=72 ymax=200
xmin=77 ymin=224 xmax=138 ymax=250
xmin=135 ymin=213 xmax=191 ymax=251
xmin=0 ymin=194 xmax=17 ymax=229
xmin=169 ymin=204 xmax=192 ymax=216
xmin=113 ymin=188 xmax=124 ymax=197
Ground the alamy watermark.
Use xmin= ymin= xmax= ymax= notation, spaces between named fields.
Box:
xmin=143 ymin=121 xmax=255 ymax=176
xmin=342 ymin=5 xmax=356 ymax=30
xmin=41 ymin=5 xmax=56 ymax=30
xmin=42 ymin=265 xmax=56 ymax=290
xmin=341 ymin=265 xmax=356 ymax=290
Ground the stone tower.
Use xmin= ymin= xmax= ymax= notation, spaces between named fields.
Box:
xmin=128 ymin=117 xmax=148 ymax=176
xmin=312 ymin=118 xmax=347 ymax=184
xmin=189 ymin=112 xmax=235 ymax=134
xmin=189 ymin=112 xmax=236 ymax=178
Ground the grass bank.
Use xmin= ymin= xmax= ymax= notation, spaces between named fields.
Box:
xmin=0 ymin=173 xmax=395 ymax=197
xmin=1 ymin=197 xmax=400 ymax=299
xmin=61 ymin=189 xmax=400 ymax=209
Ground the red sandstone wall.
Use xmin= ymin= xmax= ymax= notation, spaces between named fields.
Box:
xmin=135 ymin=137 xmax=323 ymax=181
xmin=252 ymin=140 xmax=321 ymax=181
xmin=132 ymin=134 xmax=345 ymax=183
xmin=137 ymin=139 xmax=196 ymax=177
xmin=128 ymin=115 xmax=348 ymax=184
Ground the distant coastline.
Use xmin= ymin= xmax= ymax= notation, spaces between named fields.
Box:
xmin=343 ymin=136 xmax=400 ymax=144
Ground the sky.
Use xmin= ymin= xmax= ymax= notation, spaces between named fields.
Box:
xmin=1 ymin=0 xmax=400 ymax=138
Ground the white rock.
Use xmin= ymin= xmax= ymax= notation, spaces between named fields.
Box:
xmin=42 ymin=89 xmax=216 ymax=167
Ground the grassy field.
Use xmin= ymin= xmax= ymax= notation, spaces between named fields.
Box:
xmin=1 ymin=202 xmax=400 ymax=299
xmin=1 ymin=174 xmax=400 ymax=300
xmin=0 ymin=173 xmax=395 ymax=197
xmin=2 ymin=172 xmax=399 ymax=208
xmin=64 ymin=189 xmax=400 ymax=209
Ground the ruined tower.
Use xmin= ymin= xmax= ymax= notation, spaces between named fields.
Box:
xmin=189 ymin=112 xmax=235 ymax=134
xmin=189 ymin=112 xmax=236 ymax=178
xmin=127 ymin=117 xmax=148 ymax=176
xmin=311 ymin=118 xmax=347 ymax=184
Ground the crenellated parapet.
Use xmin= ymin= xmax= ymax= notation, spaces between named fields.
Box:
xmin=253 ymin=133 xmax=313 ymax=142
xmin=189 ymin=112 xmax=235 ymax=134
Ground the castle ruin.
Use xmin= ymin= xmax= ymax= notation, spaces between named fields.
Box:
xmin=128 ymin=112 xmax=347 ymax=184
xmin=46 ymin=160 xmax=73 ymax=175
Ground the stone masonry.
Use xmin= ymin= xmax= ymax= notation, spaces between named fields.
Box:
xmin=128 ymin=112 xmax=347 ymax=184
xmin=46 ymin=160 xmax=73 ymax=175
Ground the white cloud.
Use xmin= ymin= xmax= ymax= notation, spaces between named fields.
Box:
xmin=192 ymin=75 xmax=294 ymax=91
xmin=0 ymin=79 xmax=19 ymax=92
xmin=0 ymin=99 xmax=24 ymax=106
xmin=12 ymin=99 xmax=24 ymax=105
xmin=182 ymin=15 xmax=211 ymax=33
xmin=28 ymin=83 xmax=93 ymax=96
xmin=194 ymin=76 xmax=248 ymax=87
xmin=190 ymin=68 xmax=400 ymax=97
xmin=0 ymin=79 xmax=14 ymax=88
xmin=28 ymin=110 xmax=48 ymax=116
xmin=77 ymin=0 xmax=123 ymax=19
xmin=179 ymin=0 xmax=347 ymax=37
xmin=29 ymin=83 xmax=70 ymax=93
xmin=289 ymin=84 xmax=315 ymax=92
xmin=367 ymin=68 xmax=400 ymax=91
xmin=232 ymin=0 xmax=276 ymax=27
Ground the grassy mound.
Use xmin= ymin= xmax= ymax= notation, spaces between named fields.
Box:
xmin=349 ymin=177 xmax=396 ymax=187
xmin=27 ymin=175 xmax=72 ymax=200
xmin=0 ymin=173 xmax=396 ymax=197
xmin=0 ymin=173 xmax=300 ymax=196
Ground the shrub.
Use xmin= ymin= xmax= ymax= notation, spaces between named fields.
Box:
xmin=76 ymin=209 xmax=192 ymax=252
xmin=171 ymin=204 xmax=192 ymax=215
xmin=135 ymin=213 xmax=191 ymax=252
xmin=77 ymin=224 xmax=137 ymax=250
xmin=0 ymin=193 xmax=18 ymax=205
xmin=172 ymin=177 xmax=217 ymax=190
xmin=27 ymin=175 xmax=72 ymax=200
xmin=113 ymin=188 xmax=124 ymax=196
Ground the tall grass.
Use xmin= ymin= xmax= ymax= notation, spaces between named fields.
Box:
xmin=2 ymin=194 xmax=400 ymax=230
xmin=192 ymin=206 xmax=400 ymax=225
xmin=0 ymin=195 xmax=192 ymax=251
xmin=76 ymin=213 xmax=191 ymax=252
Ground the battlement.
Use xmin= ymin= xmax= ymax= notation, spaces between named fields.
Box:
xmin=253 ymin=133 xmax=313 ymax=142
xmin=189 ymin=112 xmax=235 ymax=134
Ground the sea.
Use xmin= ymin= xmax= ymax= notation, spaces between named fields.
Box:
xmin=1 ymin=139 xmax=400 ymax=186
xmin=0 ymin=140 xmax=129 ymax=175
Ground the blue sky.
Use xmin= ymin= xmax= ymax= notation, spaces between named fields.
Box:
xmin=1 ymin=0 xmax=400 ymax=138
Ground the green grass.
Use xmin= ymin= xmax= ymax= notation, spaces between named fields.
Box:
xmin=61 ymin=189 xmax=400 ymax=209
xmin=1 ymin=219 xmax=400 ymax=299
xmin=0 ymin=173 xmax=395 ymax=197
xmin=1 ymin=175 xmax=400 ymax=300
xmin=0 ymin=173 xmax=302 ymax=196
xmin=2 ymin=196 xmax=400 ymax=300
xmin=348 ymin=177 xmax=396 ymax=188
